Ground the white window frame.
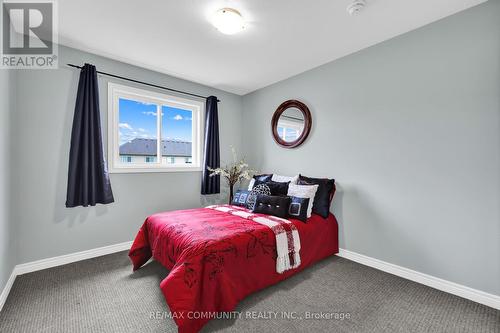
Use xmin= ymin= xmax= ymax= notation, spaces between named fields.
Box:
xmin=107 ymin=83 xmax=204 ymax=173
xmin=277 ymin=117 xmax=303 ymax=141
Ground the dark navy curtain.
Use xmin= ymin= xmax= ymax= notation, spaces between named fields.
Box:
xmin=66 ymin=64 xmax=114 ymax=207
xmin=201 ymin=96 xmax=220 ymax=194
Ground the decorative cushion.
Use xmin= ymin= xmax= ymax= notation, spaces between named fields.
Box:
xmin=254 ymin=180 xmax=290 ymax=196
xmin=247 ymin=183 xmax=271 ymax=210
xmin=287 ymin=183 xmax=319 ymax=218
xmin=247 ymin=174 xmax=273 ymax=190
xmin=232 ymin=190 xmax=251 ymax=207
xmin=271 ymin=174 xmax=299 ymax=185
xmin=287 ymin=196 xmax=310 ymax=222
xmin=298 ymin=175 xmax=336 ymax=218
xmin=252 ymin=194 xmax=291 ymax=218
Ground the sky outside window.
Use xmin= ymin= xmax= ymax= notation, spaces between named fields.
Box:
xmin=117 ymin=98 xmax=193 ymax=146
xmin=161 ymin=106 xmax=192 ymax=142
xmin=118 ymin=98 xmax=158 ymax=145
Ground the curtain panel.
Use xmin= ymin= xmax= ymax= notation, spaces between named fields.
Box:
xmin=66 ymin=63 xmax=114 ymax=207
xmin=201 ymin=96 xmax=220 ymax=194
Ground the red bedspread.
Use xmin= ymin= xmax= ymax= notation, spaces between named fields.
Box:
xmin=129 ymin=206 xmax=338 ymax=333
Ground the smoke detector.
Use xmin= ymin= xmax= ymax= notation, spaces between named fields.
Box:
xmin=347 ymin=0 xmax=366 ymax=15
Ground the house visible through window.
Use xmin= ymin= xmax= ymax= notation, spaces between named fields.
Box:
xmin=108 ymin=83 xmax=203 ymax=173
xmin=120 ymin=155 xmax=132 ymax=163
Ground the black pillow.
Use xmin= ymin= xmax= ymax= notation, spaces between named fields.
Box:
xmin=298 ymin=175 xmax=335 ymax=218
xmin=232 ymin=190 xmax=251 ymax=207
xmin=254 ymin=180 xmax=290 ymax=196
xmin=249 ymin=174 xmax=273 ymax=189
xmin=247 ymin=183 xmax=272 ymax=210
xmin=287 ymin=196 xmax=310 ymax=222
xmin=252 ymin=194 xmax=291 ymax=218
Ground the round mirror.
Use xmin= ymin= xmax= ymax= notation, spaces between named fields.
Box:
xmin=271 ymin=100 xmax=312 ymax=148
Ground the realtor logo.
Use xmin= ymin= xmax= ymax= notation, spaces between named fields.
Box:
xmin=1 ymin=0 xmax=58 ymax=68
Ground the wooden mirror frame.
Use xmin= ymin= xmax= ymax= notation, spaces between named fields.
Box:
xmin=271 ymin=100 xmax=312 ymax=149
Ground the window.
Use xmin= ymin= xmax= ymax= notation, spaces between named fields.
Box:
xmin=277 ymin=119 xmax=303 ymax=142
xmin=108 ymin=83 xmax=203 ymax=173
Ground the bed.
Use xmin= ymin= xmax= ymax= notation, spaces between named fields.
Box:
xmin=129 ymin=204 xmax=338 ymax=333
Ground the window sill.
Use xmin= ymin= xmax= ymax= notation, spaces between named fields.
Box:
xmin=109 ymin=166 xmax=202 ymax=174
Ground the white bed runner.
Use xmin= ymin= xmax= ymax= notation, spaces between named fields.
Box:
xmin=206 ymin=205 xmax=301 ymax=273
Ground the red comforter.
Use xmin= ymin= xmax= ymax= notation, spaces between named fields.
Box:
xmin=129 ymin=206 xmax=338 ymax=333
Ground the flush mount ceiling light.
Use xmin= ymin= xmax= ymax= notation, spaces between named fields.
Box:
xmin=211 ymin=8 xmax=245 ymax=35
xmin=347 ymin=0 xmax=366 ymax=15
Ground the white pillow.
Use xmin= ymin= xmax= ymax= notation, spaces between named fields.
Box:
xmin=287 ymin=183 xmax=319 ymax=218
xmin=272 ymin=174 xmax=299 ymax=184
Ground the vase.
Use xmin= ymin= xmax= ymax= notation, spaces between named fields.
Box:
xmin=228 ymin=184 xmax=234 ymax=205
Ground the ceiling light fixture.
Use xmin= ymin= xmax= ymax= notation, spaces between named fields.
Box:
xmin=347 ymin=0 xmax=366 ymax=16
xmin=211 ymin=8 xmax=245 ymax=35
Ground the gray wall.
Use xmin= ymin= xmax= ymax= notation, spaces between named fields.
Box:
xmin=242 ymin=1 xmax=500 ymax=295
xmin=11 ymin=45 xmax=243 ymax=264
xmin=0 ymin=70 xmax=16 ymax=293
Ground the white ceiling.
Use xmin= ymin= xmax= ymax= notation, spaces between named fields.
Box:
xmin=57 ymin=0 xmax=487 ymax=95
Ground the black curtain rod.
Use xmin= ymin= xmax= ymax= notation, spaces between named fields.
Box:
xmin=67 ymin=64 xmax=220 ymax=102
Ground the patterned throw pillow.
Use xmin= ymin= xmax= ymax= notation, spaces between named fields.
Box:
xmin=287 ymin=196 xmax=310 ymax=222
xmin=287 ymin=183 xmax=319 ymax=218
xmin=246 ymin=183 xmax=271 ymax=210
xmin=253 ymin=180 xmax=290 ymax=196
xmin=232 ymin=190 xmax=251 ymax=207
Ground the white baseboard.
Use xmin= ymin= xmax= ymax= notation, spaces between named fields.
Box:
xmin=0 ymin=240 xmax=133 ymax=312
xmin=15 ymin=241 xmax=133 ymax=275
xmin=2 ymin=243 xmax=499 ymax=313
xmin=0 ymin=269 xmax=17 ymax=312
xmin=337 ymin=248 xmax=500 ymax=310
